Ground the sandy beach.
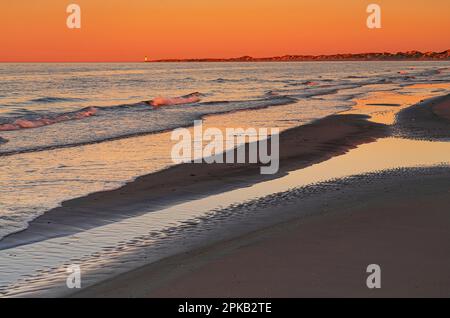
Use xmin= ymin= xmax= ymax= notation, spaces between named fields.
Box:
xmin=69 ymin=93 xmax=450 ymax=298
xmin=74 ymin=167 xmax=450 ymax=298
xmin=1 ymin=74 xmax=449 ymax=298
xmin=0 ymin=113 xmax=387 ymax=249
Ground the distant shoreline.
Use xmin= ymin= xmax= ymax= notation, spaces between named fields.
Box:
xmin=2 ymin=50 xmax=449 ymax=63
xmin=149 ymin=49 xmax=450 ymax=63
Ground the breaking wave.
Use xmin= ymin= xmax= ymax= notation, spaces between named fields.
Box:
xmin=146 ymin=92 xmax=203 ymax=107
xmin=0 ymin=92 xmax=206 ymax=132
xmin=0 ymin=95 xmax=297 ymax=155
xmin=0 ymin=107 xmax=98 ymax=131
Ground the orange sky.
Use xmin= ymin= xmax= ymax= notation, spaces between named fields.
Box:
xmin=1 ymin=0 xmax=449 ymax=62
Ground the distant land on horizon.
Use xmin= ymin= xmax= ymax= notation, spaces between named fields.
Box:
xmin=149 ymin=50 xmax=450 ymax=62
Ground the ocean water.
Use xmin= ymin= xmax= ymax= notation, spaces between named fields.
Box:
xmin=0 ymin=61 xmax=450 ymax=240
xmin=1 ymin=61 xmax=449 ymax=154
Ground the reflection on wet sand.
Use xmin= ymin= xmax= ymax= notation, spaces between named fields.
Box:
xmin=342 ymin=83 xmax=450 ymax=124
xmin=0 ymin=98 xmax=335 ymax=239
xmin=1 ymin=136 xmax=450 ymax=297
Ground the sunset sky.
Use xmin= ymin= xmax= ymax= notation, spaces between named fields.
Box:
xmin=1 ymin=0 xmax=450 ymax=62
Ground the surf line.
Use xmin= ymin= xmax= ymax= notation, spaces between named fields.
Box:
xmin=171 ymin=120 xmax=280 ymax=174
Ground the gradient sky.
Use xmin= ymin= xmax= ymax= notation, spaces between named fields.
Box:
xmin=1 ymin=0 xmax=450 ymax=62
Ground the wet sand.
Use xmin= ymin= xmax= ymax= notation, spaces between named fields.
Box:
xmin=395 ymin=93 xmax=450 ymax=140
xmin=433 ymin=97 xmax=450 ymax=121
xmin=71 ymin=94 xmax=450 ymax=298
xmin=74 ymin=167 xmax=450 ymax=298
xmin=0 ymin=113 xmax=388 ymax=249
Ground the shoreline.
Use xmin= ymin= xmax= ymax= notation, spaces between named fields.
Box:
xmin=0 ymin=113 xmax=388 ymax=249
xmin=149 ymin=50 xmax=450 ymax=63
xmin=72 ymin=92 xmax=450 ymax=298
xmin=1 ymin=91 xmax=449 ymax=298
xmin=395 ymin=93 xmax=450 ymax=140
xmin=149 ymin=59 xmax=450 ymax=63
xmin=73 ymin=166 xmax=450 ymax=297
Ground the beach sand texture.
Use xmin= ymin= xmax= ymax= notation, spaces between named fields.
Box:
xmin=72 ymin=93 xmax=450 ymax=298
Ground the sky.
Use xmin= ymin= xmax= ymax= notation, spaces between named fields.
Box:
xmin=1 ymin=0 xmax=450 ymax=62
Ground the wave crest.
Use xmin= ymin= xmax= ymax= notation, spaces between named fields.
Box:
xmin=0 ymin=107 xmax=98 ymax=131
xmin=147 ymin=92 xmax=202 ymax=107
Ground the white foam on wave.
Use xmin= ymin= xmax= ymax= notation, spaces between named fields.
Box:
xmin=147 ymin=92 xmax=202 ymax=107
